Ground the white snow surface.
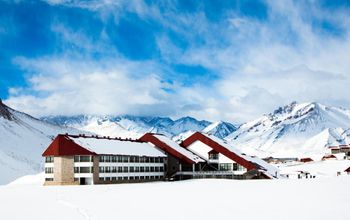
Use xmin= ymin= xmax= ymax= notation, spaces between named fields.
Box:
xmin=70 ymin=136 xmax=166 ymax=157
xmin=2 ymin=177 xmax=350 ymax=220
xmin=152 ymin=134 xmax=204 ymax=163
xmin=279 ymin=159 xmax=350 ymax=177
xmin=226 ymin=102 xmax=350 ymax=158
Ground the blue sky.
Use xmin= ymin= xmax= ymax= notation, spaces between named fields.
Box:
xmin=1 ymin=0 xmax=350 ymax=122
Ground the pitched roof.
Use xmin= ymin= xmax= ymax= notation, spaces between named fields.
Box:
xmin=181 ymin=132 xmax=280 ymax=178
xmin=43 ymin=134 xmax=166 ymax=157
xmin=139 ymin=133 xmax=204 ymax=164
xmin=42 ymin=134 xmax=96 ymax=156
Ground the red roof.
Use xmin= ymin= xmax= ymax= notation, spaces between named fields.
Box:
xmin=300 ymin=158 xmax=313 ymax=163
xmin=42 ymin=134 xmax=96 ymax=157
xmin=139 ymin=133 xmax=195 ymax=164
xmin=181 ymin=132 xmax=257 ymax=170
xmin=344 ymin=167 xmax=350 ymax=172
xmin=322 ymin=154 xmax=337 ymax=160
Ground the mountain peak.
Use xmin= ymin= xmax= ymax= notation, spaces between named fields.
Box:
xmin=0 ymin=99 xmax=13 ymax=120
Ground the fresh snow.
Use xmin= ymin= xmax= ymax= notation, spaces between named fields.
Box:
xmin=152 ymin=134 xmax=204 ymax=163
xmin=226 ymin=102 xmax=350 ymax=158
xmin=70 ymin=136 xmax=166 ymax=157
xmin=0 ymin=103 xmax=82 ymax=185
xmin=279 ymin=159 xmax=350 ymax=178
xmin=2 ymin=177 xmax=350 ymax=220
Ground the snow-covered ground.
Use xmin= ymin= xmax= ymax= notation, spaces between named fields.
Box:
xmin=2 ymin=177 xmax=350 ymax=220
xmin=279 ymin=159 xmax=350 ymax=178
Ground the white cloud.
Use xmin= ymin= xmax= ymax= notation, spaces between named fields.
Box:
xmin=5 ymin=0 xmax=350 ymax=123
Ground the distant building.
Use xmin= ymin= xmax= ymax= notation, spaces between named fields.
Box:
xmin=299 ymin=158 xmax=314 ymax=163
xmin=322 ymin=154 xmax=337 ymax=160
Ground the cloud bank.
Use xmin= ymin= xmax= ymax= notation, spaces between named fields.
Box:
xmin=3 ymin=0 xmax=350 ymax=122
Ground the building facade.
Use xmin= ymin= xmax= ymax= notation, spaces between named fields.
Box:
xmin=43 ymin=134 xmax=166 ymax=185
xmin=43 ymin=132 xmax=279 ymax=186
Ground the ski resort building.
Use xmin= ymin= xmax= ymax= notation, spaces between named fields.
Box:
xmin=43 ymin=132 xmax=279 ymax=185
xmin=43 ymin=134 xmax=167 ymax=185
xmin=180 ymin=132 xmax=280 ymax=179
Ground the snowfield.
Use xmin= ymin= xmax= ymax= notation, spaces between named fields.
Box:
xmin=2 ymin=177 xmax=350 ymax=220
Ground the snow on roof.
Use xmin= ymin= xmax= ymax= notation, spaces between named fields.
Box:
xmin=201 ymin=133 xmax=280 ymax=178
xmin=152 ymin=134 xmax=204 ymax=163
xmin=69 ymin=136 xmax=166 ymax=157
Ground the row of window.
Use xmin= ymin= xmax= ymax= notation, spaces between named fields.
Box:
xmin=218 ymin=163 xmax=246 ymax=171
xmin=45 ymin=156 xmax=54 ymax=163
xmin=74 ymin=167 xmax=93 ymax=173
xmin=99 ymin=166 xmax=164 ymax=173
xmin=74 ymin=156 xmax=93 ymax=162
xmin=45 ymin=167 xmax=53 ymax=174
xmin=99 ymin=175 xmax=163 ymax=181
xmin=99 ymin=155 xmax=164 ymax=163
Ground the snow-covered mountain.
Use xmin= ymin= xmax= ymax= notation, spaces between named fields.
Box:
xmin=202 ymin=121 xmax=237 ymax=139
xmin=0 ymin=100 xmax=81 ymax=185
xmin=226 ymin=102 xmax=350 ymax=158
xmin=42 ymin=115 xmax=212 ymax=138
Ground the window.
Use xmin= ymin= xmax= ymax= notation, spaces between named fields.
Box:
xmin=118 ymin=167 xmax=123 ymax=173
xmin=123 ymin=167 xmax=129 ymax=173
xmin=140 ymin=167 xmax=145 ymax=172
xmin=145 ymin=167 xmax=150 ymax=172
xmin=112 ymin=167 xmax=117 ymax=173
xmin=209 ymin=152 xmax=219 ymax=160
xmin=155 ymin=157 xmax=159 ymax=163
xmin=134 ymin=156 xmax=140 ymax=163
xmin=130 ymin=167 xmax=134 ymax=172
xmin=123 ymin=156 xmax=129 ymax=163
xmin=45 ymin=167 xmax=53 ymax=174
xmin=112 ymin=156 xmax=117 ymax=163
xmin=105 ymin=167 xmax=111 ymax=173
xmin=150 ymin=157 xmax=155 ymax=163
xmin=232 ymin=163 xmax=238 ymax=171
xmin=123 ymin=177 xmax=128 ymax=180
xmin=45 ymin=178 xmax=53 ymax=181
xmin=135 ymin=167 xmax=140 ymax=172
xmin=150 ymin=167 xmax=155 ymax=172
xmin=99 ymin=167 xmax=105 ymax=173
xmin=45 ymin=156 xmax=54 ymax=163
xmin=219 ymin=163 xmax=232 ymax=171
xmin=130 ymin=176 xmax=135 ymax=180
xmin=160 ymin=167 xmax=164 ymax=172
xmin=79 ymin=167 xmax=92 ymax=173
xmin=118 ymin=177 xmax=123 ymax=181
xmin=112 ymin=177 xmax=116 ymax=181
xmin=99 ymin=177 xmax=104 ymax=181
xmin=130 ymin=156 xmax=135 ymax=163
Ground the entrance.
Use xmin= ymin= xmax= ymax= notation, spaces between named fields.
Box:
xmin=80 ymin=178 xmax=86 ymax=185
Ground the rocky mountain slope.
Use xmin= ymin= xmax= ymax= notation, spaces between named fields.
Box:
xmin=0 ymin=100 xmax=80 ymax=184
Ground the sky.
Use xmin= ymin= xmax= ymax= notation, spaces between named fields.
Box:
xmin=1 ymin=0 xmax=350 ymax=122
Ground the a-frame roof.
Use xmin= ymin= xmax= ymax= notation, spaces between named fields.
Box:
xmin=42 ymin=134 xmax=96 ymax=156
